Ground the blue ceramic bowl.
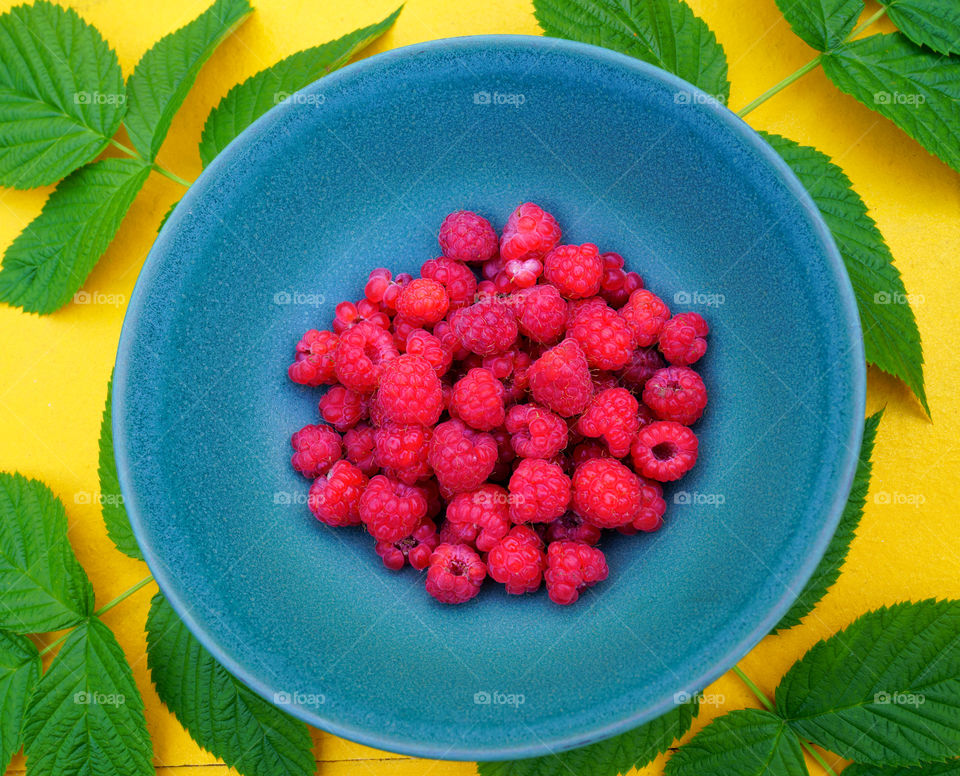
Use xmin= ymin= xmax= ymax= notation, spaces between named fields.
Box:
xmin=114 ymin=36 xmax=865 ymax=760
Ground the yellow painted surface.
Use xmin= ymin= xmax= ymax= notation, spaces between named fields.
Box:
xmin=0 ymin=0 xmax=958 ymax=774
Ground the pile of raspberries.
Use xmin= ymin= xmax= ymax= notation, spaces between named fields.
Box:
xmin=287 ymin=203 xmax=709 ymax=605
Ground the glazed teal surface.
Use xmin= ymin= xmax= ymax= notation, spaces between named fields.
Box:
xmin=113 ymin=36 xmax=866 ymax=760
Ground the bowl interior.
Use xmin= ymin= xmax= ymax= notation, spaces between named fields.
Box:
xmin=114 ymin=36 xmax=864 ymax=760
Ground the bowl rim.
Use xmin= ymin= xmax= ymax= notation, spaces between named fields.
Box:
xmin=113 ymin=33 xmax=867 ymax=760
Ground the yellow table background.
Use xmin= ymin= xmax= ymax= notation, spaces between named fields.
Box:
xmin=1 ymin=0 xmax=958 ymax=773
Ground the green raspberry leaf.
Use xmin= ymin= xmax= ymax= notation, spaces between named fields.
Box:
xmin=762 ymin=132 xmax=927 ymax=413
xmin=0 ymin=0 xmax=125 ymax=188
xmin=0 ymin=157 xmax=150 ymax=314
xmin=98 ymin=374 xmax=142 ymax=560
xmin=776 ymin=599 xmax=960 ymax=766
xmin=773 ymin=0 xmax=862 ymax=51
xmin=0 ymin=473 xmax=94 ymax=634
xmin=880 ymin=0 xmax=960 ymax=55
xmin=664 ymin=709 xmax=809 ymax=776
xmin=771 ymin=410 xmax=882 ymax=633
xmin=198 ymin=6 xmax=401 ymax=167
xmin=23 ymin=618 xmax=153 ymax=776
xmin=844 ymin=762 xmax=960 ymax=776
xmin=822 ymin=32 xmax=960 ymax=173
xmin=124 ymin=0 xmax=252 ymax=160
xmin=0 ymin=631 xmax=40 ymax=772
xmin=477 ymin=697 xmax=698 ymax=776
xmin=533 ymin=0 xmax=730 ymax=103
xmin=146 ymin=593 xmax=315 ymax=776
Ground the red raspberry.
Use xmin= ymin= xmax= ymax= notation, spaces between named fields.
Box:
xmin=451 ymin=299 xmax=518 ymax=356
xmin=577 ymin=388 xmax=641 ymax=457
xmin=527 ymin=339 xmax=593 ymax=417
xmin=592 ymin=371 xmax=620 ymax=393
xmin=499 ymin=202 xmax=562 ymax=262
xmin=359 ymin=474 xmax=428 ymax=542
xmin=508 ymin=458 xmax=571 ymax=524
xmin=569 ymin=441 xmax=611 ymax=468
xmin=333 ymin=299 xmax=390 ymax=334
xmin=659 ymin=312 xmax=708 ymax=365
xmin=318 ymin=386 xmax=368 ymax=431
xmin=480 ymin=257 xmax=504 ymax=282
xmin=486 ymin=526 xmax=546 ymax=594
xmin=505 ymin=404 xmax=568 ymax=459
xmin=403 ymin=328 xmax=452 ymax=377
xmin=630 ymin=421 xmax=699 ymax=481
xmin=433 ymin=319 xmax=470 ymax=361
xmin=572 ymin=458 xmax=645 ymax=528
xmin=487 ymin=425 xmax=517 ymax=482
xmin=420 ymin=256 xmax=478 ymax=310
xmin=515 ymin=284 xmax=567 ymax=344
xmin=427 ymin=419 xmax=498 ymax=494
xmin=334 ymin=321 xmax=399 ymax=393
xmin=343 ymin=422 xmax=377 ymax=475
xmin=599 ymin=252 xmax=644 ymax=307
xmin=373 ymin=423 xmax=433 ymax=484
xmin=438 ymin=518 xmax=479 ymax=547
xmin=619 ymin=346 xmax=666 ymax=391
xmin=449 ymin=368 xmax=506 ymax=431
xmin=503 ymin=258 xmax=543 ymax=288
xmin=438 ymin=210 xmax=498 ymax=264
xmin=620 ymin=478 xmax=666 ymax=533
xmin=567 ymin=300 xmax=636 ymax=369
xmin=425 ymin=543 xmax=487 ymax=604
xmin=544 ymin=541 xmax=608 ymax=605
xmin=308 ymin=460 xmax=367 ymax=526
xmin=377 ymin=354 xmax=443 ymax=426
xmin=290 ymin=424 xmax=341 ymax=478
xmin=364 ymin=268 xmax=411 ymax=315
xmin=445 ymin=484 xmax=511 ymax=552
xmin=543 ymin=243 xmax=603 ymax=299
xmin=480 ymin=349 xmax=532 ymax=403
xmin=643 ymin=366 xmax=707 ymax=425
xmin=545 ymin=512 xmax=602 ymax=545
xmin=396 ymin=278 xmax=449 ymax=326
xmin=619 ymin=289 xmax=671 ymax=347
xmin=375 ymin=518 xmax=439 ymax=571
xmin=289 ymin=329 xmax=338 ymax=386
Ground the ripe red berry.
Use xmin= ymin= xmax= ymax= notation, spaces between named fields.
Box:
xmin=572 ymin=458 xmax=645 ymax=529
xmin=396 ymin=278 xmax=450 ymax=326
xmin=377 ymin=354 xmax=443 ymax=426
xmin=445 ymin=484 xmax=511 ymax=552
xmin=630 ymin=421 xmax=699 ymax=481
xmin=527 ymin=339 xmax=593 ymax=417
xmin=508 ymin=458 xmax=571 ymax=524
xmin=486 ymin=526 xmax=546 ymax=594
xmin=505 ymin=404 xmax=568 ymax=459
xmin=515 ymin=284 xmax=567 ymax=344
xmin=373 ymin=423 xmax=433 ymax=484
xmin=343 ymin=422 xmax=377 ymax=475
xmin=499 ymin=202 xmax=562 ymax=262
xmin=359 ymin=474 xmax=428 ymax=542
xmin=425 ymin=543 xmax=487 ymax=604
xmin=334 ymin=321 xmax=398 ymax=393
xmin=643 ymin=366 xmax=708 ymax=425
xmin=308 ymin=460 xmax=367 ymax=526
xmin=318 ymin=385 xmax=369 ymax=431
xmin=420 ymin=256 xmax=478 ymax=310
xmin=576 ymin=388 xmax=641 ymax=458
xmin=567 ymin=300 xmax=636 ymax=370
xmin=543 ymin=243 xmax=604 ymax=299
xmin=375 ymin=518 xmax=439 ymax=571
xmin=428 ymin=419 xmax=498 ymax=495
xmin=659 ymin=312 xmax=709 ymax=365
xmin=619 ymin=289 xmax=671 ymax=347
xmin=438 ymin=210 xmax=498 ymax=264
xmin=290 ymin=424 xmax=341 ymax=478
xmin=404 ymin=328 xmax=453 ymax=377
xmin=618 ymin=346 xmax=666 ymax=392
xmin=449 ymin=368 xmax=506 ymax=431
xmin=451 ymin=299 xmax=519 ymax=356
xmin=544 ymin=541 xmax=608 ymax=605
xmin=289 ymin=329 xmax=339 ymax=386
